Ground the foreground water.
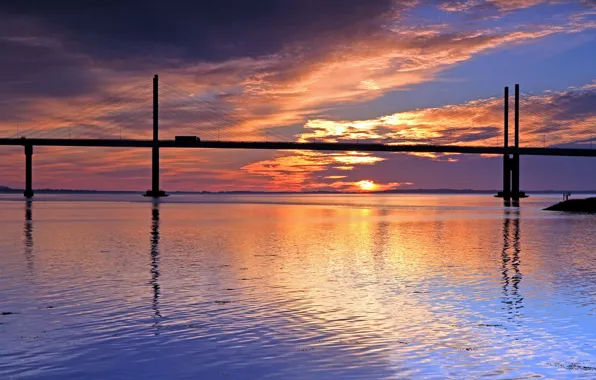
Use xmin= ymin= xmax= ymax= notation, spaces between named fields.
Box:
xmin=1 ymin=194 xmax=596 ymax=379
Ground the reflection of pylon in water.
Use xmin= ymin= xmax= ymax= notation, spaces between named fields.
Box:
xmin=150 ymin=202 xmax=162 ymax=332
xmin=501 ymin=212 xmax=523 ymax=321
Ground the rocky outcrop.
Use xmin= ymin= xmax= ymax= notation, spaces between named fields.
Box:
xmin=544 ymin=197 xmax=596 ymax=212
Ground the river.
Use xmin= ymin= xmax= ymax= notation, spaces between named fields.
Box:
xmin=1 ymin=194 xmax=595 ymax=379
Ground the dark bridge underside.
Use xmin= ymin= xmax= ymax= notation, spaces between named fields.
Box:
xmin=1 ymin=138 xmax=596 ymax=157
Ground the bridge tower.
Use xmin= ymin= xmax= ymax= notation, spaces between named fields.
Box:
xmin=144 ymin=75 xmax=167 ymax=197
xmin=496 ymin=84 xmax=527 ymax=206
xmin=23 ymin=144 xmax=34 ymax=198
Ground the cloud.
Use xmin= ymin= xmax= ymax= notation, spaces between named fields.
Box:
xmin=0 ymin=37 xmax=98 ymax=99
xmin=174 ymin=11 xmax=595 ymax=139
xmin=438 ymin=0 xmax=548 ymax=12
xmin=306 ymin=179 xmax=409 ymax=192
xmin=0 ymin=0 xmax=402 ymax=63
xmin=437 ymin=0 xmax=595 ymax=13
xmin=0 ymin=1 xmax=595 ymax=191
xmin=239 ymin=81 xmax=596 ymax=190
xmin=1 ymin=80 xmax=594 ymax=191
xmin=240 ymin=150 xmax=394 ymax=191
xmin=294 ymin=81 xmax=596 ymax=148
xmin=2 ymin=0 xmax=594 ymax=141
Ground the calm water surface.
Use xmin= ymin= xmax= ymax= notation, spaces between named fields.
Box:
xmin=1 ymin=194 xmax=596 ymax=379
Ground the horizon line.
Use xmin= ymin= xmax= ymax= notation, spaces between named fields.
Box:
xmin=2 ymin=186 xmax=596 ymax=195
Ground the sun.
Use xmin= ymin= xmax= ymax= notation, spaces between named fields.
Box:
xmin=356 ymin=180 xmax=377 ymax=191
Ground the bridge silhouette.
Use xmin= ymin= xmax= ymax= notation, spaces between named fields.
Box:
xmin=1 ymin=76 xmax=594 ymax=205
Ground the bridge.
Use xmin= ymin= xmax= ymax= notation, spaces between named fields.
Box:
xmin=1 ymin=76 xmax=594 ymax=206
xmin=1 ymin=138 xmax=595 ymax=156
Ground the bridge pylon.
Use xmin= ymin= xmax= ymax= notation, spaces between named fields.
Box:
xmin=496 ymin=84 xmax=527 ymax=206
xmin=144 ymin=74 xmax=168 ymax=198
xmin=23 ymin=144 xmax=34 ymax=198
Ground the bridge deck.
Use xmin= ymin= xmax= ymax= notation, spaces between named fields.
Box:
xmin=1 ymin=138 xmax=595 ymax=157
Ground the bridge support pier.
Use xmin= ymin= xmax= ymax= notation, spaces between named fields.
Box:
xmin=511 ymin=153 xmax=524 ymax=205
xmin=496 ymin=85 xmax=526 ymax=206
xmin=144 ymin=74 xmax=167 ymax=198
xmin=498 ymin=154 xmax=525 ymax=206
xmin=498 ymin=154 xmax=512 ymax=206
xmin=24 ymin=144 xmax=34 ymax=198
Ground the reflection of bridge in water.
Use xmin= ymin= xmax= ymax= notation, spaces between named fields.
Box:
xmin=17 ymin=195 xmax=528 ymax=334
xmin=24 ymin=200 xmax=34 ymax=272
xmin=501 ymin=210 xmax=523 ymax=322
xmin=2 ymin=78 xmax=595 ymax=206
xmin=20 ymin=200 xmax=165 ymax=331
xmin=150 ymin=202 xmax=162 ymax=331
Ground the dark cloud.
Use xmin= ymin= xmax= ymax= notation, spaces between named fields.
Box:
xmin=447 ymin=126 xmax=500 ymax=142
xmin=2 ymin=0 xmax=398 ymax=63
xmin=0 ymin=37 xmax=99 ymax=98
xmin=519 ymin=86 xmax=596 ymax=136
xmin=551 ymin=90 xmax=596 ymax=120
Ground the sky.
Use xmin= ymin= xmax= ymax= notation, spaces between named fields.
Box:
xmin=0 ymin=0 xmax=595 ymax=192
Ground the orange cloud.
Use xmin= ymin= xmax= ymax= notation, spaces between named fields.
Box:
xmin=303 ymin=179 xmax=409 ymax=192
xmin=97 ymin=9 xmax=593 ymax=143
xmin=240 ymin=150 xmax=389 ymax=191
xmin=296 ymin=82 xmax=596 ymax=149
xmin=239 ymin=82 xmax=596 ymax=190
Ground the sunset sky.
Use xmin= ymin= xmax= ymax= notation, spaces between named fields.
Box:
xmin=1 ymin=0 xmax=595 ymax=191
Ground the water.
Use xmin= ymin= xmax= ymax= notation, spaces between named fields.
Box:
xmin=1 ymin=194 xmax=596 ymax=379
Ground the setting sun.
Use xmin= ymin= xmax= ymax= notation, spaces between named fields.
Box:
xmin=356 ymin=180 xmax=377 ymax=191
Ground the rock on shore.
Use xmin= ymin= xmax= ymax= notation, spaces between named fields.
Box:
xmin=544 ymin=197 xmax=596 ymax=212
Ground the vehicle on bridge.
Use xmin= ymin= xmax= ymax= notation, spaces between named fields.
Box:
xmin=175 ymin=136 xmax=201 ymax=142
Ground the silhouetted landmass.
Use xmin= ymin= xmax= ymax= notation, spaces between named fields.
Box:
xmin=544 ymin=197 xmax=596 ymax=212
xmin=1 ymin=185 xmax=596 ymax=195
xmin=1 ymin=186 xmax=168 ymax=194
xmin=0 ymin=186 xmax=136 ymax=194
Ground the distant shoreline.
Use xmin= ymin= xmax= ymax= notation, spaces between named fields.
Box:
xmin=2 ymin=186 xmax=596 ymax=195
